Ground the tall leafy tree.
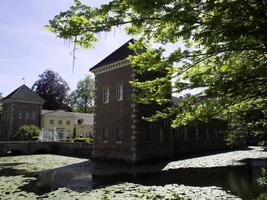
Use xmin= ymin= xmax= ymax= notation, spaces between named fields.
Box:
xmin=32 ymin=70 xmax=71 ymax=111
xmin=69 ymin=75 xmax=94 ymax=113
xmin=0 ymin=92 xmax=3 ymax=112
xmin=47 ymin=0 xmax=267 ymax=145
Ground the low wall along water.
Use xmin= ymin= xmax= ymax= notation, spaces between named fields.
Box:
xmin=0 ymin=141 xmax=92 ymax=158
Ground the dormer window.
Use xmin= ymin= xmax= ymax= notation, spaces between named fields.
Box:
xmin=103 ymin=88 xmax=110 ymax=104
xmin=116 ymin=83 xmax=123 ymax=101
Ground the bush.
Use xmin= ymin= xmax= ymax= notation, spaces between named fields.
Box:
xmin=73 ymin=137 xmax=93 ymax=144
xmin=14 ymin=125 xmax=40 ymax=140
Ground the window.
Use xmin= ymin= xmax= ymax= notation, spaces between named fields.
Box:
xmin=31 ymin=112 xmax=36 ymax=120
xmin=18 ymin=111 xmax=23 ymax=119
xmin=116 ymin=128 xmax=122 ymax=143
xmin=57 ymin=128 xmax=64 ymax=140
xmin=49 ymin=120 xmax=54 ymax=125
xmin=25 ymin=111 xmax=29 ymax=119
xmin=66 ymin=130 xmax=70 ymax=138
xmin=102 ymin=128 xmax=108 ymax=142
xmin=103 ymin=88 xmax=110 ymax=103
xmin=215 ymin=129 xmax=220 ymax=140
xmin=116 ymin=83 xmax=123 ymax=101
xmin=66 ymin=120 xmax=70 ymax=125
xmin=78 ymin=119 xmax=83 ymax=124
xmin=183 ymin=128 xmax=188 ymax=141
xmin=195 ymin=125 xmax=200 ymax=140
xmin=58 ymin=120 xmax=62 ymax=125
xmin=159 ymin=128 xmax=163 ymax=143
xmin=146 ymin=126 xmax=152 ymax=142
xmin=206 ymin=127 xmax=210 ymax=140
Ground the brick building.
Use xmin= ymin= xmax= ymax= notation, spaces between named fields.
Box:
xmin=90 ymin=40 xmax=227 ymax=164
xmin=0 ymin=85 xmax=44 ymax=140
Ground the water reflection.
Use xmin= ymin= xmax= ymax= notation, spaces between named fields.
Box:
xmin=93 ymin=159 xmax=267 ymax=200
xmin=20 ymin=161 xmax=92 ymax=195
xmin=0 ymin=159 xmax=266 ymax=199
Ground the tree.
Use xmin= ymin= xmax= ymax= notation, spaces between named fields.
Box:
xmin=47 ymin=0 xmax=267 ymax=145
xmin=69 ymin=75 xmax=94 ymax=113
xmin=0 ymin=92 xmax=3 ymax=112
xmin=32 ymin=70 xmax=71 ymax=111
xmin=14 ymin=125 xmax=40 ymax=140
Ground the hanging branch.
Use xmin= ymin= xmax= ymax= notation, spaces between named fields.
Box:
xmin=71 ymin=36 xmax=78 ymax=73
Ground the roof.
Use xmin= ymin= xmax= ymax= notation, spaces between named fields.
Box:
xmin=71 ymin=112 xmax=94 ymax=125
xmin=42 ymin=110 xmax=76 ymax=118
xmin=2 ymin=84 xmax=45 ymax=103
xmin=90 ymin=39 xmax=135 ymax=71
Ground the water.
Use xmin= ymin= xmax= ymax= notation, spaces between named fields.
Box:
xmin=0 ymin=158 xmax=266 ymax=199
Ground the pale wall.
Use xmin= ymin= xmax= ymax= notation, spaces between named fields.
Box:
xmin=75 ymin=124 xmax=94 ymax=138
xmin=41 ymin=115 xmax=75 ymax=139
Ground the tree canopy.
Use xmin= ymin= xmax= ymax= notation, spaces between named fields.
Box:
xmin=47 ymin=0 xmax=267 ymax=145
xmin=68 ymin=75 xmax=94 ymax=113
xmin=0 ymin=92 xmax=3 ymax=112
xmin=32 ymin=70 xmax=71 ymax=111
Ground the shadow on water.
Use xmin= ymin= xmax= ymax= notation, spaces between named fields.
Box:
xmin=0 ymin=158 xmax=267 ymax=199
xmin=20 ymin=161 xmax=93 ymax=195
xmin=93 ymin=159 xmax=267 ymax=200
xmin=0 ymin=161 xmax=92 ymax=195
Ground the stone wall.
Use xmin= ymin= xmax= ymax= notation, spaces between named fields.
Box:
xmin=0 ymin=141 xmax=92 ymax=158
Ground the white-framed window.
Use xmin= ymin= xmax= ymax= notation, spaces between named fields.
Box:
xmin=115 ymin=128 xmax=122 ymax=143
xmin=66 ymin=120 xmax=70 ymax=125
xmin=103 ymin=88 xmax=110 ymax=103
xmin=18 ymin=111 xmax=23 ymax=119
xmin=58 ymin=120 xmax=63 ymax=125
xmin=25 ymin=111 xmax=29 ymax=119
xmin=116 ymin=83 xmax=123 ymax=101
xmin=49 ymin=119 xmax=54 ymax=125
xmin=102 ymin=128 xmax=108 ymax=142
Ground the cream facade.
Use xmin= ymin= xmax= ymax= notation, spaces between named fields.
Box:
xmin=72 ymin=112 xmax=94 ymax=138
xmin=41 ymin=110 xmax=94 ymax=140
xmin=41 ymin=110 xmax=76 ymax=140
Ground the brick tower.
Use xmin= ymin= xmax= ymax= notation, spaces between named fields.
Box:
xmin=0 ymin=85 xmax=44 ymax=140
xmin=90 ymin=40 xmax=173 ymax=163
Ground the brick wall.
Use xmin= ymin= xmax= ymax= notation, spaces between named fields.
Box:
xmin=173 ymin=119 xmax=228 ymax=155
xmin=93 ymin=65 xmax=134 ymax=162
xmin=0 ymin=101 xmax=41 ymax=140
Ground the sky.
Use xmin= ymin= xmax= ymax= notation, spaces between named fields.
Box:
xmin=0 ymin=0 xmax=131 ymax=96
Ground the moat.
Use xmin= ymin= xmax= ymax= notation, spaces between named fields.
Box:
xmin=0 ymin=147 xmax=267 ymax=200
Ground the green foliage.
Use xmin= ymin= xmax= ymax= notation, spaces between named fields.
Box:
xmin=0 ymin=92 xmax=3 ymax=112
xmin=68 ymin=75 xmax=94 ymax=113
xmin=258 ymin=168 xmax=267 ymax=186
xmin=73 ymin=137 xmax=93 ymax=144
xmin=48 ymin=0 xmax=267 ymax=144
xmin=32 ymin=70 xmax=71 ymax=111
xmin=14 ymin=125 xmax=40 ymax=141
